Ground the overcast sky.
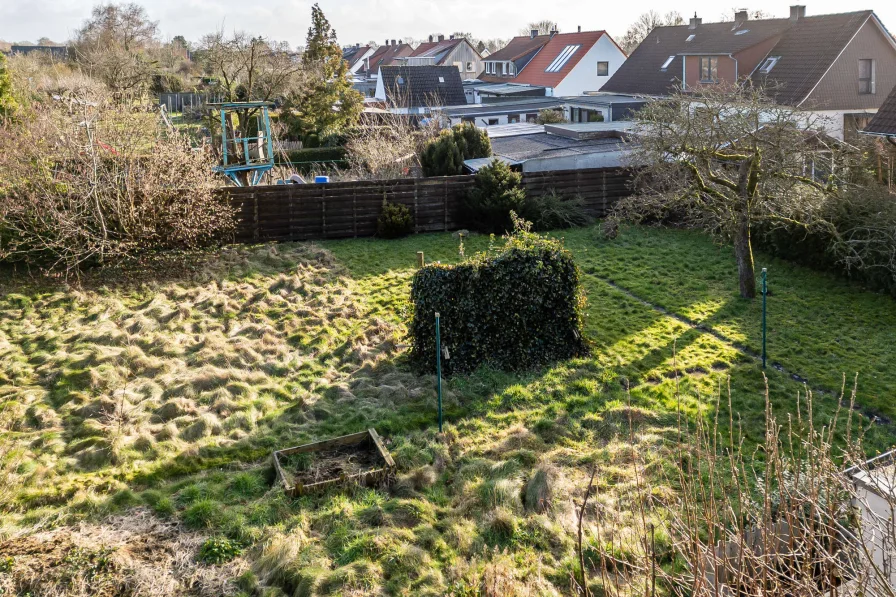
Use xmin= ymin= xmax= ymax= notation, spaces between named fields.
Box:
xmin=2 ymin=0 xmax=894 ymax=48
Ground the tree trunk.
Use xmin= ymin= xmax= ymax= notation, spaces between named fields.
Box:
xmin=733 ymin=214 xmax=756 ymax=299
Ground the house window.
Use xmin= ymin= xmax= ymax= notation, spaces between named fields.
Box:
xmin=660 ymin=55 xmax=675 ymax=71
xmin=487 ymin=118 xmax=499 ymax=125
xmin=508 ymin=114 xmax=520 ymax=124
xmin=686 ymin=34 xmax=695 ymax=42
xmin=759 ymin=56 xmax=780 ymax=74
xmin=438 ymin=77 xmax=445 ymax=83
xmin=597 ymin=61 xmax=609 ymax=76
xmin=699 ymin=56 xmax=718 ymax=83
xmin=859 ymin=59 xmax=875 ymax=94
xmin=526 ymin=113 xmax=538 ymax=123
xmin=466 ymin=61 xmax=474 ymax=72
xmin=545 ymin=45 xmax=582 ymax=73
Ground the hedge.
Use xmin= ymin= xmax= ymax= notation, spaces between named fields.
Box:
xmin=408 ymin=222 xmax=589 ymax=374
xmin=278 ymin=147 xmax=347 ymax=174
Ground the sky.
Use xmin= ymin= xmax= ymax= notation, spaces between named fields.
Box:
xmin=2 ymin=0 xmax=894 ymax=48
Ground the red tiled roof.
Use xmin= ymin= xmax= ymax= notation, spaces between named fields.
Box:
xmin=484 ymin=35 xmax=551 ymax=62
xmin=410 ymin=38 xmax=463 ymax=64
xmin=360 ymin=44 xmax=414 ymax=74
xmin=512 ymin=31 xmax=608 ymax=88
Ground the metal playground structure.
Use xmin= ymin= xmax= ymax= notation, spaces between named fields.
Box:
xmin=208 ymin=101 xmax=275 ymax=186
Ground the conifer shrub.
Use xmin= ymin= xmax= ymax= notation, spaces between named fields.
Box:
xmin=462 ymin=158 xmax=526 ymax=233
xmin=408 ymin=216 xmax=588 ymax=374
xmin=377 ymin=200 xmax=413 ymax=239
xmin=420 ymin=122 xmax=491 ymax=177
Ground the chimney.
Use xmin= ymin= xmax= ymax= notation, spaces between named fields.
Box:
xmin=391 ymin=39 xmax=397 ymax=46
xmin=734 ymin=9 xmax=748 ymax=24
xmin=429 ymin=35 xmax=434 ymax=43
xmin=550 ymin=29 xmax=558 ymax=36
xmin=438 ymin=34 xmax=445 ymax=42
xmin=578 ymin=25 xmax=582 ymax=33
xmin=689 ymin=13 xmax=702 ymax=29
xmin=789 ymin=5 xmax=806 ymax=20
xmin=450 ymin=34 xmax=455 ymax=40
xmin=531 ymin=29 xmax=539 ymax=39
xmin=385 ymin=39 xmax=389 ymax=46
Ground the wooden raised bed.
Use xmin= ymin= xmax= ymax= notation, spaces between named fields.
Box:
xmin=272 ymin=428 xmax=396 ymax=497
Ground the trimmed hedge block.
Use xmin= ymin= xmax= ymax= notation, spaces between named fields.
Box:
xmin=408 ymin=226 xmax=588 ymax=374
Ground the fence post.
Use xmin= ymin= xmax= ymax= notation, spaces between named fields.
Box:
xmin=413 ymin=179 xmax=419 ymax=233
xmin=252 ymin=189 xmax=259 ymax=243
xmin=321 ymin=185 xmax=327 ymax=238
xmin=288 ymin=186 xmax=295 ymax=241
xmin=353 ymin=187 xmax=358 ymax=238
xmin=443 ymin=178 xmax=449 ymax=231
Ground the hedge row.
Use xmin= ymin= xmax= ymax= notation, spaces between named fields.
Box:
xmin=408 ymin=225 xmax=589 ymax=374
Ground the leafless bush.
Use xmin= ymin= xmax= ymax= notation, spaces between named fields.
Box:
xmin=585 ymin=377 xmax=896 ymax=597
xmin=0 ymin=93 xmax=233 ymax=274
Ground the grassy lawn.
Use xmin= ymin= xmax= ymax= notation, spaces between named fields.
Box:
xmin=0 ymin=225 xmax=894 ymax=596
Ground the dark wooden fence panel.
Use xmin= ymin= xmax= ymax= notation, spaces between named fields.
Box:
xmin=221 ymin=167 xmax=635 ymax=243
xmin=522 ymin=167 xmax=637 ymax=218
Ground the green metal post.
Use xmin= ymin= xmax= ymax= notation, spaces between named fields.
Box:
xmin=435 ymin=312 xmax=443 ymax=433
xmin=761 ymin=268 xmax=768 ymax=369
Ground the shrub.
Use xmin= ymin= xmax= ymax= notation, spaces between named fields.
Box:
xmin=408 ymin=217 xmax=588 ymax=374
xmin=535 ymin=109 xmax=566 ymax=125
xmin=0 ymin=96 xmax=233 ymax=274
xmin=377 ymin=201 xmax=413 ymax=239
xmin=756 ymin=184 xmax=896 ymax=297
xmin=462 ymin=159 xmax=526 ymax=233
xmin=420 ymin=123 xmax=491 ymax=177
xmin=198 ymin=536 xmax=243 ymax=564
xmin=521 ymin=189 xmax=593 ymax=231
xmin=279 ymin=146 xmax=347 ymax=175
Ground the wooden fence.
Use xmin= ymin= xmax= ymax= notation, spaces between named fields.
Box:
xmin=221 ymin=167 xmax=635 ymax=243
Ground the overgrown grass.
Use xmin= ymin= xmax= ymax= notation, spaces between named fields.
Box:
xmin=1 ymin=224 xmax=894 ymax=596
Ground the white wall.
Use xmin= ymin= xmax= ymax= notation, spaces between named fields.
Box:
xmin=854 ymin=486 xmax=896 ymax=591
xmin=349 ymin=48 xmax=376 ymax=75
xmin=809 ymin=109 xmax=879 ymax=140
xmin=553 ymin=35 xmax=627 ymax=97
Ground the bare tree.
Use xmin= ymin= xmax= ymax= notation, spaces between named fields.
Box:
xmin=718 ymin=7 xmax=775 ymax=21
xmin=519 ymin=20 xmax=560 ymax=36
xmin=618 ymin=10 xmax=684 ymax=54
xmin=616 ymin=86 xmax=853 ymax=299
xmin=71 ymin=2 xmax=160 ymax=96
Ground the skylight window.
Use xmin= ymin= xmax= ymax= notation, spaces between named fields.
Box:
xmin=660 ymin=55 xmax=675 ymax=71
xmin=438 ymin=77 xmax=445 ymax=83
xmin=734 ymin=29 xmax=750 ymax=35
xmin=545 ymin=45 xmax=581 ymax=73
xmin=686 ymin=34 xmax=695 ymax=42
xmin=759 ymin=56 xmax=780 ymax=73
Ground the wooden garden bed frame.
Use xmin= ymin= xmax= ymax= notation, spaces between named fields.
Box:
xmin=272 ymin=428 xmax=396 ymax=497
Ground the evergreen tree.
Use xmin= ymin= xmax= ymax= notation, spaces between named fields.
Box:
xmin=420 ymin=123 xmax=491 ymax=176
xmin=462 ymin=159 xmax=526 ymax=232
xmin=286 ymin=4 xmax=363 ymax=138
xmin=0 ymin=52 xmax=17 ymax=121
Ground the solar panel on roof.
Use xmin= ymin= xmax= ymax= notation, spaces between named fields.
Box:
xmin=545 ymin=45 xmax=581 ymax=73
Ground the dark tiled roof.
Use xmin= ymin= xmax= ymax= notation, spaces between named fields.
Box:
xmin=752 ymin=11 xmax=874 ymax=105
xmin=602 ymin=10 xmax=877 ymax=105
xmin=380 ymin=65 xmax=467 ymax=107
xmin=865 ymin=84 xmax=896 ymax=136
xmin=484 ymin=35 xmax=551 ymax=62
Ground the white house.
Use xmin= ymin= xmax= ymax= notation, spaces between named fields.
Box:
xmin=479 ymin=29 xmax=627 ymax=97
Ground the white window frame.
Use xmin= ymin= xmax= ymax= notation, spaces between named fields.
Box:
xmin=660 ymin=55 xmax=675 ymax=71
xmin=759 ymin=56 xmax=780 ymax=74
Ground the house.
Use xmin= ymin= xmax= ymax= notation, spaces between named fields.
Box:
xmin=343 ymin=44 xmax=376 ymax=75
xmin=405 ymin=35 xmax=483 ymax=80
xmin=477 ymin=28 xmax=628 ymax=96
xmin=463 ymin=121 xmax=635 ymax=173
xmin=375 ymin=65 xmax=467 ymax=114
xmin=8 ymin=45 xmax=69 ymax=60
xmin=847 ymin=450 xmax=896 ymax=592
xmin=441 ymin=94 xmax=646 ymax=128
xmin=863 ymin=84 xmax=896 ymax=141
xmin=358 ymin=41 xmax=415 ymax=79
xmin=601 ymin=6 xmax=896 ymax=140
xmin=479 ymin=32 xmax=552 ymax=81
